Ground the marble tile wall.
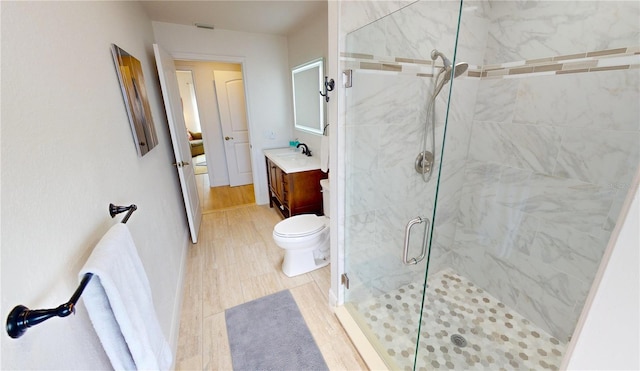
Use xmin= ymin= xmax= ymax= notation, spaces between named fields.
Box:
xmin=341 ymin=0 xmax=640 ymax=343
xmin=483 ymin=1 xmax=640 ymax=65
xmin=340 ymin=0 xmax=416 ymax=35
xmin=342 ymin=0 xmax=485 ymax=303
xmin=451 ymin=0 xmax=640 ymax=341
xmin=455 ymin=66 xmax=640 ymax=341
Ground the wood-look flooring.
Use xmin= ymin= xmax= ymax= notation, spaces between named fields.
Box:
xmin=196 ymin=173 xmax=255 ymax=213
xmin=175 ymin=204 xmax=367 ymax=370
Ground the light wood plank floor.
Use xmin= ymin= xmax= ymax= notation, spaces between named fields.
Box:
xmin=175 ymin=204 xmax=367 ymax=370
xmin=196 ymin=173 xmax=256 ymax=213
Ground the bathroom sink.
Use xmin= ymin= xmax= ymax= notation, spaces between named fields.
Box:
xmin=264 ymin=148 xmax=321 ymax=173
xmin=276 ymin=152 xmax=311 ymax=167
xmin=276 ymin=152 xmax=302 ymax=159
xmin=275 ymin=151 xmax=311 ymax=163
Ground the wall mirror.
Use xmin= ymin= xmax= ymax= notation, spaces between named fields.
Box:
xmin=292 ymin=58 xmax=324 ymax=135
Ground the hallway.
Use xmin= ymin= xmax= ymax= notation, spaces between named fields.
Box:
xmin=195 ymin=173 xmax=255 ymax=213
xmin=175 ymin=204 xmax=366 ymax=369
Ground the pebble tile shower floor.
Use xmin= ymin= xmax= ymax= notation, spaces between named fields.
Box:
xmin=352 ymin=268 xmax=566 ymax=370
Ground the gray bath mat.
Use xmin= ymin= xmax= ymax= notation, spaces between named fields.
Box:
xmin=225 ymin=290 xmax=328 ymax=371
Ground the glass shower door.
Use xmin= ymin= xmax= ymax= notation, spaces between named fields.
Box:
xmin=341 ymin=1 xmax=463 ymax=369
xmin=412 ymin=0 xmax=640 ymax=369
xmin=342 ymin=67 xmax=434 ymax=371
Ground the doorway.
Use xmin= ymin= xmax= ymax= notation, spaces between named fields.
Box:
xmin=175 ymin=60 xmax=255 ymax=212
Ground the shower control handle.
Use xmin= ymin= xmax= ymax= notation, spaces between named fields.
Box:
xmin=402 ymin=217 xmax=430 ymax=265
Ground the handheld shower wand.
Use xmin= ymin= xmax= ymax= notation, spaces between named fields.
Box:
xmin=431 ymin=49 xmax=452 ymax=70
xmin=415 ymin=49 xmax=469 ymax=182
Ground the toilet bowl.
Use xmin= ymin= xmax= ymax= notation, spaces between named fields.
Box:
xmin=273 ymin=179 xmax=330 ymax=277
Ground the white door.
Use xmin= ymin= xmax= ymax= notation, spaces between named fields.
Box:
xmin=153 ymin=44 xmax=202 ymax=243
xmin=213 ymin=70 xmax=253 ymax=186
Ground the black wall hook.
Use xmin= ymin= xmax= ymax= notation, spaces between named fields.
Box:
xmin=319 ymin=76 xmax=335 ymax=102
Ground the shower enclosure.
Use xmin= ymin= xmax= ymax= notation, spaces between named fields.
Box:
xmin=339 ymin=1 xmax=640 ymax=369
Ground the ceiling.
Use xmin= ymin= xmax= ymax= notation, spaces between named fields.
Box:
xmin=140 ymin=0 xmax=327 ymax=36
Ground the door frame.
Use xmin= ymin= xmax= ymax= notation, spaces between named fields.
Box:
xmin=171 ymin=52 xmax=258 ymax=202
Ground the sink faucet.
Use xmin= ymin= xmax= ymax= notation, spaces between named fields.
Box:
xmin=296 ymin=143 xmax=312 ymax=156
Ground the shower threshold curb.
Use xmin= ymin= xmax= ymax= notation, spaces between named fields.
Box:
xmin=334 ymin=305 xmax=390 ymax=371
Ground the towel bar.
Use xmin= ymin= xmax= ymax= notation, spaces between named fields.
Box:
xmin=5 ymin=203 xmax=137 ymax=339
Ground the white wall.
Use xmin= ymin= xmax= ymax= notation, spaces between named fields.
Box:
xmin=152 ymin=22 xmax=291 ymax=205
xmin=287 ymin=5 xmax=329 ymax=156
xmin=1 ymin=2 xmax=188 ymax=369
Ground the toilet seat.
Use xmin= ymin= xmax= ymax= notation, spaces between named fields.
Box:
xmin=273 ymin=214 xmax=327 ymax=238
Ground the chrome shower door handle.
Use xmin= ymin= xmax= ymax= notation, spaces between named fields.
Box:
xmin=414 ymin=217 xmax=430 ymax=264
xmin=402 ymin=216 xmax=431 ymax=265
xmin=403 ymin=217 xmax=422 ymax=265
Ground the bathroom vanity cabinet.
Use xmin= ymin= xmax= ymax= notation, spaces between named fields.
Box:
xmin=264 ymin=150 xmax=326 ymax=219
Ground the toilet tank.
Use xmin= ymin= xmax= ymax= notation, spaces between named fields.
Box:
xmin=320 ymin=179 xmax=330 ymax=218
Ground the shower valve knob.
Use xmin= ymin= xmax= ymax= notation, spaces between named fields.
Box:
xmin=415 ymin=151 xmax=434 ymax=174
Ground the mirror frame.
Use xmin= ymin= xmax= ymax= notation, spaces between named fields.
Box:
xmin=291 ymin=58 xmax=324 ymax=135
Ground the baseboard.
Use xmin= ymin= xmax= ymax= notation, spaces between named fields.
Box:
xmin=168 ymin=227 xmax=190 ymax=368
xmin=211 ymin=178 xmax=230 ymax=187
xmin=328 ymin=288 xmax=338 ymax=308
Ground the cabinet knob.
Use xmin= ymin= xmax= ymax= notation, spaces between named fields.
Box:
xmin=225 ymin=136 xmax=234 ymax=141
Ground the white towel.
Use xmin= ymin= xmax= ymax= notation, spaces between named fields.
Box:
xmin=320 ymin=134 xmax=329 ymax=173
xmin=80 ymin=223 xmax=172 ymax=370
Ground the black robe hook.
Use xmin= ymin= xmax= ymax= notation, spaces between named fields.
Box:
xmin=319 ymin=76 xmax=335 ymax=102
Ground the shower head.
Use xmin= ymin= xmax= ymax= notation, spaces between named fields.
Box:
xmin=431 ymin=49 xmax=467 ymax=79
xmin=430 ymin=49 xmax=468 ymax=96
xmin=432 ymin=61 xmax=469 ymax=97
xmin=449 ymin=62 xmax=469 ymax=79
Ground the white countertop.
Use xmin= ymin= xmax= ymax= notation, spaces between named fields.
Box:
xmin=264 ymin=147 xmax=321 ymax=173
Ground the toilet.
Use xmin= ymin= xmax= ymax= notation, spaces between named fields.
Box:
xmin=273 ymin=179 xmax=330 ymax=277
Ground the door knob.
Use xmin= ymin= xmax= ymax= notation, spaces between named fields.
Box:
xmin=172 ymin=161 xmax=190 ymax=168
xmin=225 ymin=136 xmax=234 ymax=141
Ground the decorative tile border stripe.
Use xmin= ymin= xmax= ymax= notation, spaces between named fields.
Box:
xmin=341 ymin=46 xmax=640 ymax=79
xmin=342 ymin=53 xmax=442 ymax=78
